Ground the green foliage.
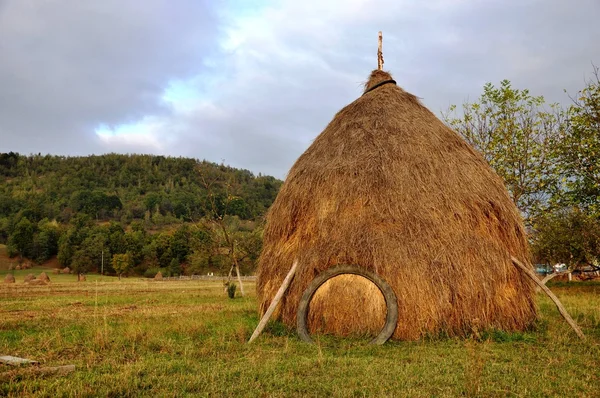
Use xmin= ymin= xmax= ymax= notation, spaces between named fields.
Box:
xmin=555 ymin=65 xmax=600 ymax=215
xmin=169 ymin=257 xmax=181 ymax=276
xmin=32 ymin=218 xmax=60 ymax=263
xmin=8 ymin=216 xmax=35 ymax=258
xmin=112 ymin=252 xmax=133 ymax=279
xmin=532 ymin=207 xmax=600 ymax=267
xmin=226 ymin=282 xmax=236 ymax=298
xmin=443 ymin=79 xmax=564 ymax=223
xmin=71 ymin=249 xmax=93 ymax=275
xmin=0 ymin=153 xmax=281 ymax=226
xmin=0 ymin=153 xmax=281 ymax=276
xmin=143 ymin=266 xmax=161 ymax=278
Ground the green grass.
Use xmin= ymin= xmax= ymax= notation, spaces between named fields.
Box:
xmin=1 ymin=274 xmax=599 ymax=397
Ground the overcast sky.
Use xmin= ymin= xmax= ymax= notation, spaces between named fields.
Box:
xmin=1 ymin=0 xmax=599 ymax=179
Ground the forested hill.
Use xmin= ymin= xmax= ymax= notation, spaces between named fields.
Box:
xmin=0 ymin=152 xmax=282 ymax=225
xmin=0 ymin=152 xmax=282 ymax=276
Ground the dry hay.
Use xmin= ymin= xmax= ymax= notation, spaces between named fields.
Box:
xmin=38 ymin=272 xmax=50 ymax=282
xmin=78 ymin=274 xmax=87 ymax=282
xmin=256 ymin=69 xmax=537 ymax=340
xmin=308 ymin=274 xmax=385 ymax=337
xmin=23 ymin=274 xmax=36 ymax=283
xmin=155 ymin=272 xmax=164 ymax=281
xmin=15 ymin=265 xmax=21 ymax=270
xmin=26 ymin=279 xmax=47 ymax=286
xmin=62 ymin=267 xmax=71 ymax=274
xmin=3 ymin=274 xmax=15 ymax=284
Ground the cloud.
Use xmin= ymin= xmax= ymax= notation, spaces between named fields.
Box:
xmin=0 ymin=0 xmax=218 ymax=154
xmin=1 ymin=0 xmax=599 ymax=179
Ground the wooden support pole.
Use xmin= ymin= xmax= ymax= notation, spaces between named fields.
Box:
xmin=540 ymin=271 xmax=570 ymax=287
xmin=248 ymin=259 xmax=299 ymax=343
xmin=511 ymin=256 xmax=585 ymax=340
xmin=377 ymin=31 xmax=384 ymax=70
xmin=0 ymin=355 xmax=39 ymax=366
xmin=235 ymin=263 xmax=245 ymax=297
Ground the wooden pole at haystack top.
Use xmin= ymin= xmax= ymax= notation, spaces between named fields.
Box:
xmin=378 ymin=31 xmax=384 ymax=70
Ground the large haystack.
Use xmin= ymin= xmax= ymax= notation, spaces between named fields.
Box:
xmin=256 ymin=69 xmax=537 ymax=340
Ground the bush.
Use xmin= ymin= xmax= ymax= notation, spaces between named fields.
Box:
xmin=144 ymin=267 xmax=161 ymax=278
xmin=227 ymin=283 xmax=236 ymax=299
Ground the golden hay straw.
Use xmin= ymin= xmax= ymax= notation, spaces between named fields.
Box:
xmin=308 ymin=274 xmax=385 ymax=337
xmin=257 ymin=69 xmax=537 ymax=340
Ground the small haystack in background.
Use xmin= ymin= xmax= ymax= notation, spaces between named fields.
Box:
xmin=256 ymin=66 xmax=537 ymax=340
xmin=24 ymin=274 xmax=36 ymax=283
xmin=4 ymin=274 xmax=15 ymax=284
xmin=154 ymin=271 xmax=163 ymax=281
xmin=38 ymin=272 xmax=50 ymax=283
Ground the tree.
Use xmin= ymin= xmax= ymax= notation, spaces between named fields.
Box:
xmin=442 ymin=80 xmax=564 ymax=223
xmin=532 ymin=207 xmax=600 ymax=270
xmin=197 ymin=169 xmax=248 ymax=296
xmin=32 ymin=218 xmax=60 ymax=263
xmin=169 ymin=258 xmax=181 ymax=276
xmin=71 ymin=249 xmax=93 ymax=276
xmin=555 ymin=65 xmax=600 ymax=215
xmin=112 ymin=253 xmax=133 ymax=280
xmin=171 ymin=224 xmax=191 ymax=263
xmin=8 ymin=216 xmax=35 ymax=259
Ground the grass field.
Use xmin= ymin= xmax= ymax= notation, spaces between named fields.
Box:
xmin=1 ymin=267 xmax=599 ymax=397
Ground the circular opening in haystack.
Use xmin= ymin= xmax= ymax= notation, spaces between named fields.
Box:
xmin=307 ymin=274 xmax=386 ymax=339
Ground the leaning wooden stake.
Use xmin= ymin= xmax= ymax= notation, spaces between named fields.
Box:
xmin=248 ymin=259 xmax=299 ymax=343
xmin=377 ymin=31 xmax=384 ymax=70
xmin=511 ymin=256 xmax=585 ymax=340
xmin=235 ymin=262 xmax=245 ymax=297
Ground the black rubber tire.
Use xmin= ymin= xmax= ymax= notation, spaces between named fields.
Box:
xmin=296 ymin=264 xmax=398 ymax=345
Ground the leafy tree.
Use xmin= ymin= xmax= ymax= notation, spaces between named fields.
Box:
xmin=442 ymin=80 xmax=563 ymax=223
xmin=555 ymin=65 xmax=600 ymax=215
xmin=79 ymin=231 xmax=110 ymax=272
xmin=171 ymin=224 xmax=191 ymax=263
xmin=108 ymin=222 xmax=127 ymax=255
xmin=32 ymin=218 xmax=60 ymax=263
xmin=124 ymin=229 xmax=146 ymax=266
xmin=169 ymin=257 xmax=181 ymax=276
xmin=112 ymin=253 xmax=133 ymax=280
xmin=532 ymin=207 xmax=600 ymax=269
xmin=71 ymin=249 xmax=93 ymax=276
xmin=57 ymin=229 xmax=76 ymax=266
xmin=8 ymin=216 xmax=35 ymax=258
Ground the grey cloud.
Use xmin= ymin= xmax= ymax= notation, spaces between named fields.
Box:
xmin=0 ymin=0 xmax=218 ymax=154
